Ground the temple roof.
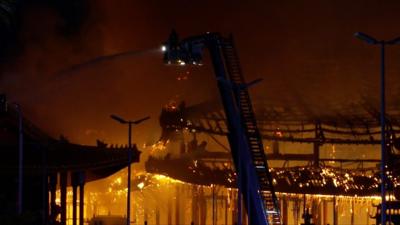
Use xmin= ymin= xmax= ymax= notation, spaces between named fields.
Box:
xmin=146 ymin=155 xmax=382 ymax=196
xmin=159 ymin=100 xmax=400 ymax=145
xmin=0 ymin=103 xmax=140 ymax=183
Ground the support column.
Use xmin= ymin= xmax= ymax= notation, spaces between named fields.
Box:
xmin=311 ymin=199 xmax=320 ymax=225
xmin=79 ymin=172 xmax=85 ymax=225
xmin=72 ymin=173 xmax=79 ymax=225
xmin=155 ymin=206 xmax=160 ymax=225
xmin=293 ymin=198 xmax=300 ymax=225
xmin=144 ymin=203 xmax=148 ymax=225
xmin=191 ymin=185 xmax=199 ymax=225
xmin=144 ymin=188 xmax=149 ymax=225
xmin=282 ymin=196 xmax=288 ymax=225
xmin=333 ymin=196 xmax=338 ymax=225
xmin=350 ymin=200 xmax=354 ymax=225
xmin=225 ymin=197 xmax=228 ymax=225
xmin=182 ymin=185 xmax=187 ymax=224
xmin=49 ymin=174 xmax=57 ymax=223
xmin=168 ymin=196 xmax=172 ymax=225
xmin=199 ymin=186 xmax=207 ymax=225
xmin=42 ymin=175 xmax=49 ymax=225
xmin=60 ymin=172 xmax=67 ymax=225
xmin=41 ymin=147 xmax=48 ymax=225
xmin=323 ymin=200 xmax=328 ymax=225
xmin=231 ymin=190 xmax=238 ymax=225
xmin=215 ymin=188 xmax=218 ymax=225
xmin=175 ymin=184 xmax=180 ymax=225
xmin=212 ymin=185 xmax=215 ymax=225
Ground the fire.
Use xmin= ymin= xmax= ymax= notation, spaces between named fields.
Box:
xmin=152 ymin=174 xmax=184 ymax=184
xmin=137 ymin=182 xmax=145 ymax=190
xmin=51 ymin=170 xmax=384 ymax=225
xmin=150 ymin=140 xmax=168 ymax=153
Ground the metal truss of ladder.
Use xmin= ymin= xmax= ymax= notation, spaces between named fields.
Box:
xmin=221 ymin=37 xmax=281 ymax=224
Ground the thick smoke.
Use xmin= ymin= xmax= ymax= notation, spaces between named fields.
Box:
xmin=1 ymin=0 xmax=400 ymax=147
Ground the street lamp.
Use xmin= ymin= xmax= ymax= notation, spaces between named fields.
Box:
xmin=14 ymin=103 xmax=23 ymax=215
xmin=354 ymin=32 xmax=400 ymax=225
xmin=110 ymin=114 xmax=150 ymax=225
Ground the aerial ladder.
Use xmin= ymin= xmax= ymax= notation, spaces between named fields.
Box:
xmin=162 ymin=31 xmax=281 ymax=225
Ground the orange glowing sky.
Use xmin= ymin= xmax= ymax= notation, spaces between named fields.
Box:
xmin=2 ymin=0 xmax=400 ymax=145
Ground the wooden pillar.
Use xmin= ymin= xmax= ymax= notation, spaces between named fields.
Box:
xmin=60 ymin=172 xmax=67 ymax=225
xmin=168 ymin=197 xmax=172 ymax=225
xmin=79 ymin=172 xmax=85 ymax=225
xmin=212 ymin=185 xmax=216 ymax=225
xmin=72 ymin=173 xmax=79 ymax=225
xmin=156 ymin=206 xmax=160 ymax=225
xmin=323 ymin=200 xmax=328 ymax=225
xmin=225 ymin=197 xmax=228 ymax=225
xmin=215 ymin=188 xmax=218 ymax=225
xmin=42 ymin=175 xmax=49 ymax=225
xmin=192 ymin=185 xmax=199 ymax=225
xmin=72 ymin=185 xmax=77 ymax=225
xmin=41 ymin=148 xmax=48 ymax=225
xmin=351 ymin=200 xmax=354 ymax=225
xmin=175 ymin=185 xmax=180 ymax=225
xmin=143 ymin=188 xmax=148 ymax=225
xmin=182 ymin=185 xmax=186 ymax=224
xmin=314 ymin=199 xmax=322 ymax=225
xmin=144 ymin=204 xmax=148 ymax=225
xmin=199 ymin=186 xmax=207 ymax=225
xmin=333 ymin=196 xmax=338 ymax=225
xmin=232 ymin=190 xmax=238 ymax=225
xmin=282 ymin=196 xmax=288 ymax=225
xmin=312 ymin=199 xmax=320 ymax=225
xmin=49 ymin=174 xmax=57 ymax=223
xmin=293 ymin=198 xmax=301 ymax=225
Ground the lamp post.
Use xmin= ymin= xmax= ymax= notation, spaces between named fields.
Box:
xmin=110 ymin=114 xmax=150 ymax=225
xmin=14 ymin=103 xmax=23 ymax=215
xmin=354 ymin=32 xmax=400 ymax=225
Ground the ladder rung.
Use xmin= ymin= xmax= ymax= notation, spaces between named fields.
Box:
xmin=223 ymin=43 xmax=280 ymax=223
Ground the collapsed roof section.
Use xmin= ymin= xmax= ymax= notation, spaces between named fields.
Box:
xmin=159 ymin=100 xmax=400 ymax=146
xmin=146 ymin=154 xmax=384 ymax=197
